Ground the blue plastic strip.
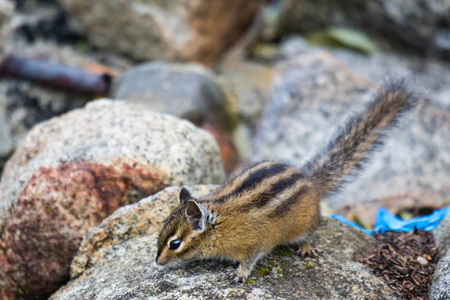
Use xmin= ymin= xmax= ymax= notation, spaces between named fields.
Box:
xmin=331 ymin=206 xmax=450 ymax=235
xmin=373 ymin=206 xmax=450 ymax=233
xmin=331 ymin=214 xmax=374 ymax=235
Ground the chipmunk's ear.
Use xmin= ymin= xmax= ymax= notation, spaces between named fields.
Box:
xmin=185 ymin=200 xmax=205 ymax=231
xmin=179 ymin=186 xmax=197 ymax=205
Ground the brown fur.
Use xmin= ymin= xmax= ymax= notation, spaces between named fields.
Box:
xmin=156 ymin=80 xmax=420 ymax=282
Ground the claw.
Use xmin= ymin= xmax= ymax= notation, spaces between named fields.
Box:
xmin=296 ymin=249 xmax=322 ymax=258
xmin=224 ymin=267 xmax=237 ymax=281
xmin=223 ymin=267 xmax=246 ymax=283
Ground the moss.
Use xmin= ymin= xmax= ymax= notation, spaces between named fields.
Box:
xmin=278 ymin=246 xmax=294 ymax=257
xmin=246 ymin=278 xmax=255 ymax=285
xmin=257 ymin=265 xmax=270 ymax=277
xmin=305 ymin=262 xmax=311 ymax=269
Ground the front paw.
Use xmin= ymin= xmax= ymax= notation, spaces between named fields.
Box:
xmin=223 ymin=267 xmax=246 ymax=283
xmin=296 ymin=248 xmax=323 ymax=258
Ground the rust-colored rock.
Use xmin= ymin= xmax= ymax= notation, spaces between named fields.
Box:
xmin=0 ymin=100 xmax=224 ymax=299
xmin=1 ymin=161 xmax=165 ymax=299
xmin=202 ymin=123 xmax=239 ymax=175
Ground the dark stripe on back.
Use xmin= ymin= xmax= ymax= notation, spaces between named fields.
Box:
xmin=214 ymin=163 xmax=289 ymax=203
xmin=269 ymin=185 xmax=310 ymax=218
xmin=238 ymin=172 xmax=304 ymax=212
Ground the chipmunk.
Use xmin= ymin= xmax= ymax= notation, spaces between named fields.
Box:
xmin=156 ymin=80 xmax=420 ymax=283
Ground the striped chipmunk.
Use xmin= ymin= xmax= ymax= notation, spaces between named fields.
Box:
xmin=155 ymin=80 xmax=421 ymax=283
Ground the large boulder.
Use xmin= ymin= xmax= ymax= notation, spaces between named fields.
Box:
xmin=60 ymin=0 xmax=265 ymax=65
xmin=251 ymin=51 xmax=450 ymax=221
xmin=0 ymin=100 xmax=224 ymax=299
xmin=278 ymin=0 xmax=450 ymax=58
xmin=51 ymin=185 xmax=397 ymax=300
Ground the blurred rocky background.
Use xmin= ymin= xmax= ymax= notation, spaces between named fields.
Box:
xmin=0 ymin=0 xmax=449 ymax=299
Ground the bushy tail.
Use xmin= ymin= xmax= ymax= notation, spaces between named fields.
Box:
xmin=302 ymin=80 xmax=421 ymax=199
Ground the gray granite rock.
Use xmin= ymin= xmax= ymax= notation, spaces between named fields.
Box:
xmin=0 ymin=111 xmax=13 ymax=157
xmin=0 ymin=100 xmax=224 ymax=299
xmin=278 ymin=0 xmax=450 ymax=58
xmin=51 ymin=185 xmax=397 ymax=300
xmin=114 ymin=61 xmax=233 ymax=129
xmin=59 ymin=0 xmax=265 ymax=65
xmin=434 ymin=214 xmax=450 ymax=257
xmin=430 ymin=248 xmax=450 ymax=300
xmin=251 ymin=51 xmax=450 ymax=214
xmin=431 ymin=213 xmax=450 ymax=300
xmin=279 ymin=36 xmax=450 ymax=94
xmin=0 ymin=0 xmax=13 ymax=61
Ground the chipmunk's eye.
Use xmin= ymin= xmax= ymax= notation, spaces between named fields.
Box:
xmin=169 ymin=239 xmax=181 ymax=250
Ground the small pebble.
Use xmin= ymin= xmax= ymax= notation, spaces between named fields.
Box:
xmin=416 ymin=256 xmax=428 ymax=266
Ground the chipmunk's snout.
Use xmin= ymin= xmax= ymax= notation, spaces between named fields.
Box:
xmin=156 ymin=248 xmax=177 ymax=266
xmin=155 ymin=255 xmax=167 ymax=266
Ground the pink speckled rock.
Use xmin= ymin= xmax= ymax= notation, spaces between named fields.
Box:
xmin=0 ymin=100 xmax=224 ymax=299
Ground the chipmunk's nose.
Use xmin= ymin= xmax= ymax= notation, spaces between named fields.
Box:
xmin=155 ymin=256 xmax=167 ymax=266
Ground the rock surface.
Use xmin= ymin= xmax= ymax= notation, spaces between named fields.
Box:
xmin=0 ymin=111 xmax=13 ymax=157
xmin=0 ymin=0 xmax=13 ymax=171
xmin=279 ymin=36 xmax=450 ymax=97
xmin=51 ymin=185 xmax=397 ymax=300
xmin=278 ymin=0 xmax=450 ymax=58
xmin=60 ymin=0 xmax=265 ymax=65
xmin=114 ymin=61 xmax=233 ymax=129
xmin=433 ymin=214 xmax=450 ymax=256
xmin=0 ymin=0 xmax=13 ymax=61
xmin=0 ymin=100 xmax=224 ymax=299
xmin=430 ymin=213 xmax=450 ymax=299
xmin=430 ymin=248 xmax=450 ymax=300
xmin=251 ymin=51 xmax=450 ymax=219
